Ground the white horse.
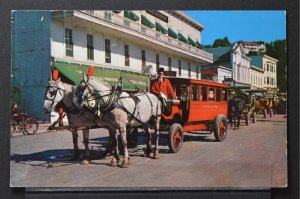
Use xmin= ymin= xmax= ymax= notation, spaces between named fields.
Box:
xmin=73 ymin=75 xmax=162 ymax=168
xmin=44 ymin=78 xmax=107 ymax=164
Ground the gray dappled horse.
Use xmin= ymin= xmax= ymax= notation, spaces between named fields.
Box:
xmin=73 ymin=75 xmax=162 ymax=168
xmin=44 ymin=78 xmax=104 ymax=165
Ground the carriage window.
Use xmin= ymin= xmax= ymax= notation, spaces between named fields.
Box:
xmin=216 ymin=88 xmax=221 ymax=102
xmin=178 ymin=85 xmax=188 ymax=101
xmin=222 ymin=89 xmax=228 ymax=101
xmin=201 ymin=86 xmax=207 ymax=101
xmin=208 ymin=88 xmax=215 ymax=101
xmin=192 ymin=85 xmax=199 ymax=101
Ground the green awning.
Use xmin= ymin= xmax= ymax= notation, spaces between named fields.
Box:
xmin=112 ymin=10 xmax=121 ymax=14
xmin=196 ymin=41 xmax=203 ymax=49
xmin=52 ymin=61 xmax=149 ymax=91
xmin=141 ymin=15 xmax=155 ymax=28
xmin=124 ymin=11 xmax=139 ymax=21
xmin=177 ymin=33 xmax=188 ymax=43
xmin=188 ymin=37 xmax=197 ymax=47
xmin=168 ymin=28 xmax=178 ymax=39
xmin=155 ymin=22 xmax=167 ymax=34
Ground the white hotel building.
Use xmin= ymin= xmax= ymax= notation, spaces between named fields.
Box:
xmin=51 ymin=10 xmax=212 ymax=77
xmin=12 ymin=10 xmax=213 ymax=121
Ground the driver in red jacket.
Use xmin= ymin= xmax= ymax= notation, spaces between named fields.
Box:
xmin=150 ymin=67 xmax=177 ymax=100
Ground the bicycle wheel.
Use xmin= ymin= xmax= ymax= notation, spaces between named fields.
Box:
xmin=24 ymin=118 xmax=39 ymax=135
xmin=10 ymin=120 xmax=16 ymax=137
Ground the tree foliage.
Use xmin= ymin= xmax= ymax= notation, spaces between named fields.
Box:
xmin=265 ymin=39 xmax=287 ymax=93
xmin=212 ymin=36 xmax=231 ymax=48
xmin=11 ymin=85 xmax=22 ymax=106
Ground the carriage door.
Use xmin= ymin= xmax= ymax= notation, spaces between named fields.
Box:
xmin=188 ymin=84 xmax=201 ymax=122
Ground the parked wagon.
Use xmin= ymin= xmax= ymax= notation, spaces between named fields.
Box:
xmin=159 ymin=77 xmax=229 ymax=153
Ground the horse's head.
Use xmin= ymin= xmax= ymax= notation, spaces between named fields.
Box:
xmin=73 ymin=75 xmax=97 ymax=110
xmin=74 ymin=73 xmax=114 ymax=113
xmin=44 ymin=78 xmax=65 ymax=114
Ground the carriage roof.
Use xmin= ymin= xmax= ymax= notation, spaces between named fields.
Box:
xmin=166 ymin=76 xmax=229 ymax=88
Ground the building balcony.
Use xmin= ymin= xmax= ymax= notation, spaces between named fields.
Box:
xmin=52 ymin=10 xmax=213 ymax=64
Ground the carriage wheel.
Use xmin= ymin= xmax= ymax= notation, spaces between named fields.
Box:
xmin=252 ymin=112 xmax=257 ymax=123
xmin=24 ymin=118 xmax=39 ymax=135
xmin=214 ymin=114 xmax=228 ymax=142
xmin=168 ymin=123 xmax=184 ymax=153
xmin=126 ymin=128 xmax=138 ymax=148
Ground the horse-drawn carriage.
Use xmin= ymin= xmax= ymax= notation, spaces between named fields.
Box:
xmin=227 ymin=87 xmax=257 ymax=129
xmin=244 ymin=90 xmax=273 ymax=119
xmin=160 ymin=77 xmax=229 ymax=152
xmin=44 ymin=67 xmax=229 ymax=167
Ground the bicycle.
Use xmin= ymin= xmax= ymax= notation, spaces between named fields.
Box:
xmin=10 ymin=112 xmax=39 ymax=137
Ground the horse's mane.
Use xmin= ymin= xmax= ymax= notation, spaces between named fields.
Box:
xmin=89 ymin=77 xmax=112 ymax=90
xmin=61 ymin=82 xmax=73 ymax=94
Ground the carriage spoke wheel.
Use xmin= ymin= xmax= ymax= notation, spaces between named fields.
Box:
xmin=219 ymin=121 xmax=226 ymax=140
xmin=173 ymin=130 xmax=182 ymax=150
xmin=168 ymin=123 xmax=183 ymax=153
xmin=214 ymin=115 xmax=228 ymax=142
xmin=24 ymin=118 xmax=39 ymax=135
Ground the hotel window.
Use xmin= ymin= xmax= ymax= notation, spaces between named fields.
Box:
xmin=264 ymin=77 xmax=266 ymax=84
xmin=65 ymin=28 xmax=73 ymax=57
xmin=188 ymin=63 xmax=191 ymax=77
xmin=168 ymin=57 xmax=172 ymax=71
xmin=267 ymin=77 xmax=269 ymax=85
xmin=87 ymin=34 xmax=94 ymax=60
xmin=125 ymin=45 xmax=130 ymax=66
xmin=267 ymin=64 xmax=269 ymax=71
xmin=105 ymin=39 xmax=111 ymax=63
xmin=178 ymin=60 xmax=182 ymax=76
xmin=142 ymin=50 xmax=146 ymax=66
xmin=156 ymin=54 xmax=160 ymax=71
xmin=196 ymin=66 xmax=199 ymax=79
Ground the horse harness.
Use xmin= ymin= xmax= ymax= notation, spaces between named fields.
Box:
xmin=44 ymin=84 xmax=65 ymax=109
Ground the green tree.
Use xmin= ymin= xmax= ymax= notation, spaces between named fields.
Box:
xmin=212 ymin=36 xmax=231 ymax=48
xmin=265 ymin=39 xmax=287 ymax=93
xmin=11 ymin=85 xmax=22 ymax=106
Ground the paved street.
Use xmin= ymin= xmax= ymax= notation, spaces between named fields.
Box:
xmin=10 ymin=114 xmax=287 ymax=188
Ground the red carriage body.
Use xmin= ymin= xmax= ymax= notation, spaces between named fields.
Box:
xmin=159 ymin=77 xmax=229 ymax=152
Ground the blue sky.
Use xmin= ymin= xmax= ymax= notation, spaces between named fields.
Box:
xmin=183 ymin=11 xmax=286 ymax=45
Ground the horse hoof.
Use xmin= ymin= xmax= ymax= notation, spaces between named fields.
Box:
xmin=121 ymin=162 xmax=129 ymax=168
xmin=121 ymin=158 xmax=130 ymax=168
xmin=142 ymin=152 xmax=150 ymax=158
xmin=153 ymin=151 xmax=160 ymax=159
xmin=110 ymin=160 xmax=117 ymax=167
xmin=81 ymin=159 xmax=89 ymax=165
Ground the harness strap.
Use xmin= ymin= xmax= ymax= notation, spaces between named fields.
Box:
xmin=113 ymin=100 xmax=154 ymax=129
xmin=47 ymin=111 xmax=67 ymax=131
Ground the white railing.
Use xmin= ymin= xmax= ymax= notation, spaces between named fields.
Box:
xmin=80 ymin=10 xmax=213 ymax=62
